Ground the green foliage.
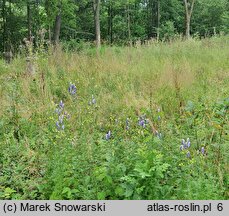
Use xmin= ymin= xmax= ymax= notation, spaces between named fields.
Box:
xmin=160 ymin=21 xmax=177 ymax=41
xmin=1 ymin=0 xmax=229 ymax=52
xmin=0 ymin=38 xmax=228 ymax=200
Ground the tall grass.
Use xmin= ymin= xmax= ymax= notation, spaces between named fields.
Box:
xmin=0 ymin=37 xmax=228 ymax=199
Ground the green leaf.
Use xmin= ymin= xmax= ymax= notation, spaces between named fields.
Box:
xmin=97 ymin=192 xmax=106 ymax=200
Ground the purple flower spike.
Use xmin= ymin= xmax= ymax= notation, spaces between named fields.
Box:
xmin=126 ymin=118 xmax=130 ymax=130
xmin=181 ymin=139 xmax=185 ymax=145
xmin=56 ymin=121 xmax=60 ymax=130
xmin=187 ymin=151 xmax=191 ymax=158
xmin=157 ymin=133 xmax=162 ymax=139
xmin=59 ymin=115 xmax=64 ymax=124
xmin=105 ymin=131 xmax=111 ymax=140
xmin=59 ymin=100 xmax=64 ymax=109
xmin=139 ymin=119 xmax=145 ymax=127
xmin=201 ymin=147 xmax=205 ymax=155
xmin=92 ymin=95 xmax=96 ymax=104
xmin=126 ymin=118 xmax=129 ymax=125
xmin=187 ymin=138 xmax=191 ymax=148
xmin=68 ymin=83 xmax=77 ymax=95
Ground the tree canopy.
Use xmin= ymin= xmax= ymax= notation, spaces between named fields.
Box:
xmin=0 ymin=0 xmax=228 ymax=52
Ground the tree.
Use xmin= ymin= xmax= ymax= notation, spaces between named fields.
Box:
xmin=107 ymin=0 xmax=114 ymax=44
xmin=93 ymin=0 xmax=101 ymax=49
xmin=2 ymin=0 xmax=7 ymax=51
xmin=27 ymin=0 xmax=32 ymax=41
xmin=183 ymin=0 xmax=195 ymax=38
xmin=53 ymin=1 xmax=62 ymax=44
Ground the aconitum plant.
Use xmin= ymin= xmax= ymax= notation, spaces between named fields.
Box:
xmin=201 ymin=147 xmax=205 ymax=155
xmin=59 ymin=100 xmax=64 ymax=109
xmin=56 ymin=120 xmax=65 ymax=130
xmin=180 ymin=138 xmax=191 ymax=150
xmin=180 ymin=138 xmax=191 ymax=159
xmin=89 ymin=95 xmax=96 ymax=105
xmin=68 ymin=83 xmax=77 ymax=95
xmin=156 ymin=131 xmax=162 ymax=139
xmin=105 ymin=131 xmax=111 ymax=140
xmin=126 ymin=118 xmax=130 ymax=130
xmin=187 ymin=151 xmax=191 ymax=158
xmin=138 ymin=115 xmax=147 ymax=128
xmin=55 ymin=100 xmax=66 ymax=130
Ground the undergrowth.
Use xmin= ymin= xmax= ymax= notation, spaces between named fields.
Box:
xmin=0 ymin=37 xmax=228 ymax=200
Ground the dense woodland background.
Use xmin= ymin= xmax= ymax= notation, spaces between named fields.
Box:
xmin=0 ymin=0 xmax=229 ymax=53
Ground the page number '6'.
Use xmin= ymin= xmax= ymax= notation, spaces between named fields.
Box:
xmin=217 ymin=203 xmax=223 ymax=211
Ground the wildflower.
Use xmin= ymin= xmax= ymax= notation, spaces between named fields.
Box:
xmin=158 ymin=116 xmax=161 ymax=121
xmin=201 ymin=147 xmax=205 ymax=155
xmin=181 ymin=138 xmax=191 ymax=149
xmin=105 ymin=130 xmax=111 ymax=140
xmin=68 ymin=83 xmax=77 ymax=95
xmin=126 ymin=118 xmax=129 ymax=125
xmin=55 ymin=108 xmax=61 ymax=115
xmin=187 ymin=138 xmax=191 ymax=148
xmin=89 ymin=95 xmax=96 ymax=106
xmin=180 ymin=145 xmax=184 ymax=151
xmin=138 ymin=119 xmax=145 ymax=128
xmin=186 ymin=151 xmax=191 ymax=158
xmin=155 ymin=131 xmax=162 ymax=139
xmin=92 ymin=95 xmax=96 ymax=104
xmin=105 ymin=134 xmax=110 ymax=140
xmin=126 ymin=118 xmax=130 ymax=130
xmin=157 ymin=132 xmax=162 ymax=139
xmin=59 ymin=100 xmax=64 ymax=109
xmin=138 ymin=114 xmax=149 ymax=128
xmin=56 ymin=121 xmax=60 ymax=130
xmin=59 ymin=115 xmax=64 ymax=124
xmin=157 ymin=108 xmax=161 ymax=112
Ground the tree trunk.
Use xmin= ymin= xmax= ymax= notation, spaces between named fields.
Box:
xmin=108 ymin=3 xmax=113 ymax=44
xmin=27 ymin=0 xmax=32 ymax=41
xmin=2 ymin=0 xmax=6 ymax=51
xmin=185 ymin=15 xmax=191 ymax=39
xmin=93 ymin=0 xmax=101 ymax=49
xmin=53 ymin=2 xmax=62 ymax=44
xmin=151 ymin=0 xmax=154 ymax=37
xmin=184 ymin=0 xmax=195 ymax=39
xmin=157 ymin=0 xmax=160 ymax=41
xmin=127 ymin=4 xmax=131 ymax=42
xmin=148 ymin=0 xmax=157 ymax=38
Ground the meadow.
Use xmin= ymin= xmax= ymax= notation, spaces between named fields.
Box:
xmin=0 ymin=37 xmax=228 ymax=200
